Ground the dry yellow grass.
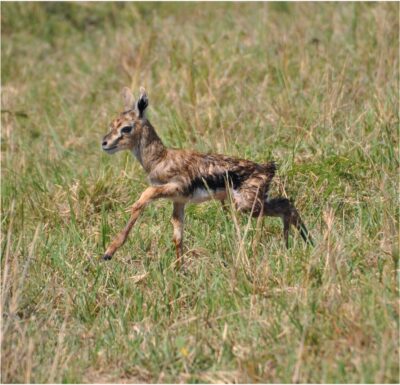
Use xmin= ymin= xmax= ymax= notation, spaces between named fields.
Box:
xmin=1 ymin=2 xmax=399 ymax=383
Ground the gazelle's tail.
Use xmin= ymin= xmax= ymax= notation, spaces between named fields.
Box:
xmin=260 ymin=161 xmax=277 ymax=180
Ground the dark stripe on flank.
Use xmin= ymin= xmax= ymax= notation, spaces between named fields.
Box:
xmin=185 ymin=171 xmax=246 ymax=195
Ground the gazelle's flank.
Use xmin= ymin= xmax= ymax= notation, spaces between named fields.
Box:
xmin=101 ymin=87 xmax=313 ymax=266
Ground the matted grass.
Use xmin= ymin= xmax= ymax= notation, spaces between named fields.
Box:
xmin=1 ymin=2 xmax=399 ymax=383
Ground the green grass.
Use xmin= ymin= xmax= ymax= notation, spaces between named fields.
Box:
xmin=1 ymin=2 xmax=399 ymax=383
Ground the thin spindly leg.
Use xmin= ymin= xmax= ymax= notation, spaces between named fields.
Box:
xmin=283 ymin=217 xmax=290 ymax=248
xmin=103 ymin=184 xmax=179 ymax=260
xmin=171 ymin=202 xmax=185 ymax=269
xmin=264 ymin=197 xmax=314 ymax=248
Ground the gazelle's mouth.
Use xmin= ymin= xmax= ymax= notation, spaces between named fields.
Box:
xmin=103 ymin=145 xmax=118 ymax=151
xmin=103 ymin=145 xmax=118 ymax=155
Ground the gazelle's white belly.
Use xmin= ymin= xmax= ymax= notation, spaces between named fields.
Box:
xmin=174 ymin=187 xmax=227 ymax=204
xmin=191 ymin=187 xmax=227 ymax=203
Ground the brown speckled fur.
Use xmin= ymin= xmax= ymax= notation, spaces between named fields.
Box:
xmin=101 ymin=87 xmax=313 ymax=266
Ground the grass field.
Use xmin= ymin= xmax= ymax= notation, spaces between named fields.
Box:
xmin=1 ymin=2 xmax=399 ymax=383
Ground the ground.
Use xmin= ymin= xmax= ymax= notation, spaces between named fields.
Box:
xmin=1 ymin=3 xmax=399 ymax=383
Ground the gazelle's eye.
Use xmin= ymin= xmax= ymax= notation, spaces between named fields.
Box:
xmin=121 ymin=125 xmax=132 ymax=134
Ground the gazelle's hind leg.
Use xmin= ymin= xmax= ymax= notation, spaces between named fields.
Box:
xmin=264 ymin=197 xmax=314 ymax=247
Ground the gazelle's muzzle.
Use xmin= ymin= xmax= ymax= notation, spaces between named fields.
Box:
xmin=101 ymin=136 xmax=119 ymax=154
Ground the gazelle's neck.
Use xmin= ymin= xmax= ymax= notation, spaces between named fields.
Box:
xmin=132 ymin=121 xmax=167 ymax=173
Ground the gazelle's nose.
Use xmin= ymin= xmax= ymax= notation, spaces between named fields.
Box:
xmin=102 ymin=140 xmax=108 ymax=147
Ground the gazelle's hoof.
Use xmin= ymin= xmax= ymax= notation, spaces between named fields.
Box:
xmin=102 ymin=254 xmax=112 ymax=261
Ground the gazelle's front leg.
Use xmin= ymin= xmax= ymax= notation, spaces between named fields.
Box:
xmin=103 ymin=184 xmax=179 ymax=260
xmin=171 ymin=202 xmax=185 ymax=269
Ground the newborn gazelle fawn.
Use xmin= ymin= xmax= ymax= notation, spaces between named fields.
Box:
xmin=101 ymin=87 xmax=313 ymax=266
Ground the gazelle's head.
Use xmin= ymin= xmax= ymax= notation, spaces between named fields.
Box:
xmin=101 ymin=87 xmax=149 ymax=154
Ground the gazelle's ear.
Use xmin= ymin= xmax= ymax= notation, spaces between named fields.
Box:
xmin=136 ymin=87 xmax=148 ymax=118
xmin=122 ymin=87 xmax=135 ymax=111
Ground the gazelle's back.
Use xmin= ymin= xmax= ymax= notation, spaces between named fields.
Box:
xmin=148 ymin=148 xmax=276 ymax=204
